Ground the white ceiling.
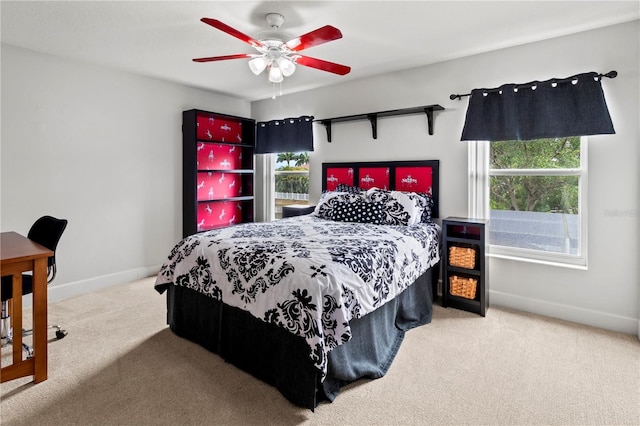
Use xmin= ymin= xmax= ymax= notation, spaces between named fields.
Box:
xmin=1 ymin=1 xmax=638 ymax=102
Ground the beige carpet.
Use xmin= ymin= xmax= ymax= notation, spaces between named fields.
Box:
xmin=1 ymin=277 xmax=639 ymax=425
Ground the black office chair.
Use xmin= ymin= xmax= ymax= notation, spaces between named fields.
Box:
xmin=0 ymin=215 xmax=68 ymax=357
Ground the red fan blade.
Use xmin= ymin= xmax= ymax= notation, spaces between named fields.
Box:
xmin=285 ymin=25 xmax=343 ymax=51
xmin=193 ymin=54 xmax=253 ymax=63
xmin=294 ymin=55 xmax=351 ymax=75
xmin=201 ymin=18 xmax=264 ymax=48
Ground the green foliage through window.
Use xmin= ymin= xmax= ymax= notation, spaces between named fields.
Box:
xmin=275 ymin=152 xmax=309 ymax=194
xmin=490 ymin=176 xmax=579 ymax=213
xmin=276 ymin=152 xmax=309 ymax=168
xmin=490 ymin=137 xmax=580 ymax=169
xmin=489 ymin=137 xmax=580 ymax=213
xmin=275 ymin=174 xmax=309 ymax=193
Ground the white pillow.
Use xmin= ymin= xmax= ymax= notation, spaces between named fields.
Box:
xmin=365 ymin=188 xmax=425 ymax=226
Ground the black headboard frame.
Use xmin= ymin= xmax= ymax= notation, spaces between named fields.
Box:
xmin=321 ymin=160 xmax=440 ymax=218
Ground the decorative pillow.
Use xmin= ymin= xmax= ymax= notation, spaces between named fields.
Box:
xmin=366 ymin=188 xmax=426 ymax=226
xmin=335 ymin=183 xmax=362 ymax=194
xmin=330 ymin=201 xmax=386 ymax=225
xmin=401 ymin=191 xmax=434 ymax=223
xmin=314 ymin=191 xmax=365 ymax=220
xmin=417 ymin=193 xmax=434 ymax=222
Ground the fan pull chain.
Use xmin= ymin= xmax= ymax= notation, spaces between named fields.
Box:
xmin=271 ymin=82 xmax=284 ymax=99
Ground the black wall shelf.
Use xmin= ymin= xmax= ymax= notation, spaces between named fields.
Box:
xmin=315 ymin=104 xmax=444 ymax=142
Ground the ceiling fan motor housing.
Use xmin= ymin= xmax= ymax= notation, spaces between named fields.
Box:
xmin=265 ymin=13 xmax=285 ymax=29
xmin=258 ymin=14 xmax=290 ymax=43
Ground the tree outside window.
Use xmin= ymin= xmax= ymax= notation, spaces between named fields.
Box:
xmin=488 ymin=137 xmax=585 ymax=258
xmin=274 ymin=152 xmax=310 ymax=218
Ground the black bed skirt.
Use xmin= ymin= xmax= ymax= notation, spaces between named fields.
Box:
xmin=165 ymin=264 xmax=439 ymax=409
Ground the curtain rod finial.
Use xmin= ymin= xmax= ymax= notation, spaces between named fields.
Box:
xmin=450 ymin=93 xmax=470 ymax=100
xmin=604 ymin=70 xmax=618 ymax=79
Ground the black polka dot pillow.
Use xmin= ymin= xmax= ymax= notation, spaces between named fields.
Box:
xmin=314 ymin=191 xmax=365 ymax=220
xmin=330 ymin=201 xmax=386 ymax=224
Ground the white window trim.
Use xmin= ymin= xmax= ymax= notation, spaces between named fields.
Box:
xmin=254 ymin=154 xmax=275 ymax=222
xmin=468 ymin=138 xmax=588 ymax=269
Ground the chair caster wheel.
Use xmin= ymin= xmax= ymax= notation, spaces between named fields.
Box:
xmin=56 ymin=329 xmax=68 ymax=339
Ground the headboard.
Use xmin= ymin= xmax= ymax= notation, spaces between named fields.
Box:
xmin=321 ymin=160 xmax=440 ymax=218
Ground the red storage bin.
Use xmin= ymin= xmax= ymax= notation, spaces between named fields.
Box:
xmin=196 ymin=172 xmax=243 ymax=201
xmin=197 ymin=201 xmax=243 ymax=231
xmin=197 ymin=143 xmax=244 ymax=171
xmin=196 ymin=114 xmax=243 ymax=143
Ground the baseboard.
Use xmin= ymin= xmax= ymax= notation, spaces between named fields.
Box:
xmin=490 ymin=289 xmax=639 ymax=335
xmin=15 ymin=265 xmax=162 ymax=308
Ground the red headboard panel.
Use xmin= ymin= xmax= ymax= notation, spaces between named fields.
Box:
xmin=322 ymin=160 xmax=440 ymax=218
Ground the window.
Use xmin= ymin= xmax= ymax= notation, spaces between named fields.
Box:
xmin=274 ymin=152 xmax=310 ymax=219
xmin=470 ymin=137 xmax=588 ymax=268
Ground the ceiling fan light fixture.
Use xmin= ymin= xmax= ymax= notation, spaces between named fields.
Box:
xmin=248 ymin=56 xmax=268 ymax=75
xmin=277 ymin=57 xmax=296 ymax=77
xmin=194 ymin=14 xmax=351 ymax=98
xmin=268 ymin=64 xmax=284 ymax=83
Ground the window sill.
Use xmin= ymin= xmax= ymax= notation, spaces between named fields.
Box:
xmin=488 ymin=247 xmax=588 ymax=270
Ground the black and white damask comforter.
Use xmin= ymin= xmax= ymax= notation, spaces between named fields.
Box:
xmin=155 ymin=215 xmax=440 ymax=379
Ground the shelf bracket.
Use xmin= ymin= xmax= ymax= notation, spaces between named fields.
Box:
xmin=424 ymin=107 xmax=435 ymax=135
xmin=367 ymin=114 xmax=378 ymax=140
xmin=321 ymin=119 xmax=333 ymax=143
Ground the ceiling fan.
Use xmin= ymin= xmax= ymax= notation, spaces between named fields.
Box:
xmin=193 ymin=13 xmax=351 ymax=85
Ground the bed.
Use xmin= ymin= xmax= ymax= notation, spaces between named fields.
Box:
xmin=154 ymin=159 xmax=441 ymax=409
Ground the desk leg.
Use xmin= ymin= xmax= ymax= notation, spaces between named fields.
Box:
xmin=11 ymin=273 xmax=23 ymax=365
xmin=32 ymin=258 xmax=48 ymax=383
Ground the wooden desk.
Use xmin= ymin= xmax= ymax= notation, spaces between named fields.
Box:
xmin=0 ymin=231 xmax=53 ymax=383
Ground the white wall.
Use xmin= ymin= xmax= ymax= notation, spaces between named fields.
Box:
xmin=2 ymin=21 xmax=637 ymax=336
xmin=251 ymin=21 xmax=639 ymax=335
xmin=1 ymin=44 xmax=251 ymax=301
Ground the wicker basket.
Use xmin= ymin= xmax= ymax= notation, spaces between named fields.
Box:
xmin=449 ymin=275 xmax=478 ymax=299
xmin=449 ymin=246 xmax=476 ymax=269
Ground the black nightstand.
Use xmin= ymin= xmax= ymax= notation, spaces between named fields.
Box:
xmin=282 ymin=205 xmax=316 ymax=218
xmin=441 ymin=217 xmax=489 ymax=316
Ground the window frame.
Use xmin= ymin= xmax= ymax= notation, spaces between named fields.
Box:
xmin=263 ymin=152 xmax=311 ymax=221
xmin=468 ymin=137 xmax=588 ymax=269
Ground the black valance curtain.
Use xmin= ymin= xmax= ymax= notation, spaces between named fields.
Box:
xmin=256 ymin=116 xmax=314 ymax=154
xmin=460 ymin=72 xmax=615 ymax=141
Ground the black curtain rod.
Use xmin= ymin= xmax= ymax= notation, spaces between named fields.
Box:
xmin=449 ymin=70 xmax=617 ymax=100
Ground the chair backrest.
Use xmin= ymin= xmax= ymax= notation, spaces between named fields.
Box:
xmin=27 ymin=215 xmax=68 ymax=272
